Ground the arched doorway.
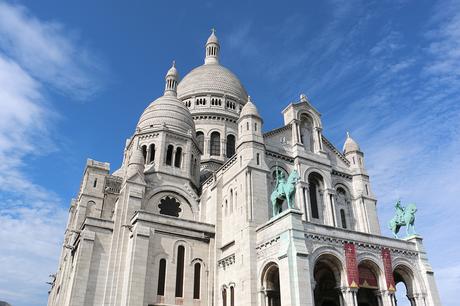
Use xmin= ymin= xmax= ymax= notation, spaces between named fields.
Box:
xmin=393 ymin=265 xmax=416 ymax=306
xmin=262 ymin=262 xmax=281 ymax=306
xmin=357 ymin=260 xmax=380 ymax=306
xmin=313 ymin=254 xmax=343 ymax=306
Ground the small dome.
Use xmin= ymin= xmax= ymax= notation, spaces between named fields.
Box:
xmin=177 ymin=64 xmax=248 ymax=102
xmin=166 ymin=61 xmax=178 ymax=78
xmin=343 ymin=132 xmax=360 ymax=153
xmin=207 ymin=28 xmax=219 ymax=44
xmin=137 ymin=95 xmax=195 ymax=133
xmin=240 ymin=96 xmax=260 ymax=118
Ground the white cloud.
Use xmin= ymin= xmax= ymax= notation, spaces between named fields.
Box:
xmin=0 ymin=2 xmax=101 ymax=305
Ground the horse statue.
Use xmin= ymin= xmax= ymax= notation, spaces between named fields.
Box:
xmin=270 ymin=169 xmax=300 ymax=217
xmin=388 ymin=200 xmax=417 ymax=238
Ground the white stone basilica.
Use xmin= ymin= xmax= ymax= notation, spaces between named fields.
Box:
xmin=48 ymin=30 xmax=442 ymax=306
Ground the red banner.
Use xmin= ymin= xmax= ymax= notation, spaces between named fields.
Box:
xmin=344 ymin=243 xmax=359 ymax=288
xmin=381 ymin=248 xmax=396 ymax=291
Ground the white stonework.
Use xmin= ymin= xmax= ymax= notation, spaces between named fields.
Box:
xmin=48 ymin=31 xmax=442 ymax=306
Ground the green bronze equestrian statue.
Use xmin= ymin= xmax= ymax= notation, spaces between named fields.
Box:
xmin=388 ymin=200 xmax=417 ymax=238
xmin=270 ymin=167 xmax=300 ymax=217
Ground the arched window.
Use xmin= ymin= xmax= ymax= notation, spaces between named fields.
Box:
xmin=210 ymin=132 xmax=221 ymax=156
xmin=193 ymin=262 xmax=201 ymax=299
xmin=175 ymin=245 xmax=185 ymax=297
xmin=222 ymin=288 xmax=227 ymax=306
xmin=166 ymin=145 xmax=174 ymax=166
xmin=340 ymin=209 xmax=347 ymax=229
xmin=336 ymin=187 xmax=350 ymax=229
xmin=157 ymin=259 xmax=166 ymax=296
xmin=230 ymin=286 xmax=234 ymax=306
xmin=142 ymin=145 xmax=147 ymax=162
xmin=196 ymin=131 xmax=204 ymax=154
xmin=174 ymin=147 xmax=182 ymax=168
xmin=308 ymin=172 xmax=323 ymax=219
xmin=149 ymin=144 xmax=155 ymax=163
xmin=262 ymin=263 xmax=281 ymax=306
xmin=300 ymin=114 xmax=314 ymax=152
xmin=226 ymin=134 xmax=236 ymax=158
xmin=86 ymin=201 xmax=97 ymax=218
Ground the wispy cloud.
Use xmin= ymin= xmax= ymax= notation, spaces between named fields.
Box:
xmin=0 ymin=2 xmax=102 ymax=305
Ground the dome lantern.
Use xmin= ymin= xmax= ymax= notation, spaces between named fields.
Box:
xmin=164 ymin=61 xmax=179 ymax=96
xmin=205 ymin=28 xmax=220 ymax=65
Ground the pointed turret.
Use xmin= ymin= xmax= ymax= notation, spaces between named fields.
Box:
xmin=205 ymin=28 xmax=220 ymax=65
xmin=164 ymin=61 xmax=179 ymax=96
xmin=343 ymin=132 xmax=365 ymax=170
xmin=343 ymin=132 xmax=361 ymax=154
xmin=126 ymin=139 xmax=145 ymax=180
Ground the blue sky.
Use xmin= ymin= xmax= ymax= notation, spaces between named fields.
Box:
xmin=0 ymin=0 xmax=459 ymax=305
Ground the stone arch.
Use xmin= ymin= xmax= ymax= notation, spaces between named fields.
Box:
xmin=171 ymin=239 xmax=193 ymax=265
xmin=334 ymin=183 xmax=354 ymax=230
xmin=210 ymin=131 xmax=221 ymax=156
xmin=260 ymin=261 xmax=281 ymax=306
xmin=304 ymin=167 xmax=331 ymax=188
xmin=392 ymin=257 xmax=425 ymax=294
xmin=356 ymin=256 xmax=384 ymax=306
xmin=196 ymin=131 xmax=205 ymax=154
xmin=313 ymin=252 xmax=344 ymax=306
xmin=307 ymin=171 xmax=327 ymax=221
xmin=297 ymin=110 xmax=321 ymax=128
xmin=299 ymin=113 xmax=315 ymax=152
xmin=310 ymin=246 xmax=347 ymax=286
xmin=86 ymin=200 xmax=98 ymax=218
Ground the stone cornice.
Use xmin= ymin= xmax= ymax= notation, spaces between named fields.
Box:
xmin=218 ymin=253 xmax=235 ymax=270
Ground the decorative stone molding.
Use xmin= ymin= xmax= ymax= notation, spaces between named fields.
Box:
xmin=265 ymin=151 xmax=294 ymax=163
xmin=306 ymin=233 xmax=418 ymax=257
xmin=218 ymin=253 xmax=235 ymax=270
xmin=331 ymin=169 xmax=352 ymax=180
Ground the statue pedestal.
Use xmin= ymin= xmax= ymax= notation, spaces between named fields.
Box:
xmin=257 ymin=209 xmax=312 ymax=306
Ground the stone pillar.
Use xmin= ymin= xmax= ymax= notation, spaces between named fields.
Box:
xmin=303 ymin=184 xmax=311 ymax=222
xmin=277 ymin=210 xmax=313 ymax=306
xmin=325 ymin=188 xmax=337 ymax=227
xmin=404 ymin=236 xmax=441 ymax=306
xmin=319 ymin=190 xmax=325 ymax=224
xmin=125 ymin=224 xmax=151 ymax=306
xmin=204 ymin=136 xmax=210 ymax=156
xmin=222 ymin=139 xmax=227 ymax=158
xmin=69 ymin=230 xmax=95 ymax=306
xmin=340 ymin=287 xmax=358 ymax=306
xmin=376 ymin=289 xmax=396 ymax=306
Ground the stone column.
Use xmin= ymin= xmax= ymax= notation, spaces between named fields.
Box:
xmin=125 ymin=224 xmax=151 ymax=306
xmin=326 ymin=188 xmax=337 ymax=227
xmin=204 ymin=136 xmax=210 ymax=156
xmin=303 ymin=184 xmax=311 ymax=222
xmin=376 ymin=289 xmax=395 ymax=306
xmin=412 ymin=293 xmax=428 ymax=306
xmin=222 ymin=139 xmax=227 ymax=158
xmin=69 ymin=231 xmax=95 ymax=306
xmin=340 ymin=287 xmax=358 ymax=306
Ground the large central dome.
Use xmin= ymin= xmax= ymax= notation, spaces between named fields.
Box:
xmin=177 ymin=64 xmax=248 ymax=103
xmin=177 ymin=29 xmax=247 ymax=104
